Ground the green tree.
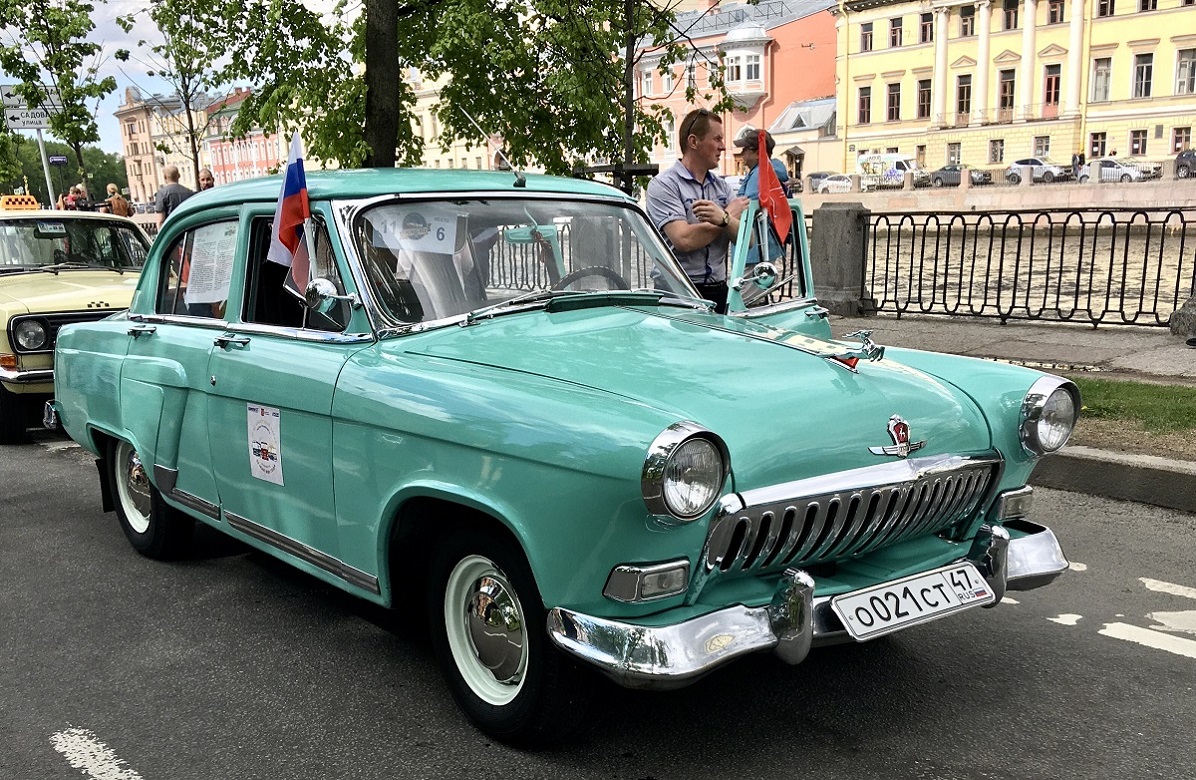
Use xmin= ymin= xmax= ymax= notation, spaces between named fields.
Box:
xmin=0 ymin=0 xmax=124 ymax=190
xmin=116 ymin=0 xmax=230 ymax=190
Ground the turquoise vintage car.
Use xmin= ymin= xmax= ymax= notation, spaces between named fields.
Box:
xmin=49 ymin=169 xmax=1077 ymax=745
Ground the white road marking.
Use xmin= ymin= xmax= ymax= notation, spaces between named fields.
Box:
xmin=49 ymin=728 xmax=144 ymax=780
xmin=1049 ymin=613 xmax=1083 ymax=625
xmin=1099 ymin=623 xmax=1196 ymax=660
xmin=1069 ymin=562 xmax=1088 ymax=572
xmin=1000 ymin=596 xmax=1020 ymax=605
xmin=1148 ymin=611 xmax=1196 ymax=636
xmin=1140 ymin=578 xmax=1196 ymax=601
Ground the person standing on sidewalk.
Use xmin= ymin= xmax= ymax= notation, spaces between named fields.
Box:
xmin=646 ymin=108 xmax=748 ymax=313
xmin=155 ymin=165 xmax=193 ymax=227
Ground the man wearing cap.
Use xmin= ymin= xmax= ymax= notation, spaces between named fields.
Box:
xmin=733 ymin=129 xmax=791 ymax=200
xmin=646 ymin=108 xmax=749 ymax=314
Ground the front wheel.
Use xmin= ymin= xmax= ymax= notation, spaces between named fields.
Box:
xmin=108 ymin=438 xmax=194 ymax=558
xmin=428 ymin=528 xmax=594 ymax=746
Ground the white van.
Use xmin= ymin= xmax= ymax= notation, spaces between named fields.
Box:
xmin=856 ymin=153 xmax=930 ymax=188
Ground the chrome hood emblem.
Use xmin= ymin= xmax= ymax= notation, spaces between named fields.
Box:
xmin=869 ymin=414 xmax=926 ymax=458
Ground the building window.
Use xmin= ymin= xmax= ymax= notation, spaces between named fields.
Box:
xmin=1034 ymin=136 xmax=1051 ymax=156
xmin=1048 ymin=0 xmax=1065 ymax=22
xmin=1098 ymin=0 xmax=1115 ymax=15
xmin=861 ymin=22 xmax=873 ymax=52
xmin=960 ymin=5 xmax=975 ymax=36
xmin=726 ymin=56 xmax=742 ymax=82
xmin=1044 ymin=64 xmax=1061 ymax=105
xmin=890 ymin=18 xmax=903 ymax=47
xmin=641 ymin=70 xmax=652 ymax=96
xmin=947 ymin=143 xmax=962 ymax=164
xmin=858 ymin=86 xmax=872 ymax=124
xmin=1092 ymin=58 xmax=1111 ymax=101
xmin=917 ymin=79 xmax=932 ymax=118
xmin=1003 ymin=0 xmax=1019 ymax=28
xmin=1133 ymin=53 xmax=1153 ymax=98
xmin=1139 ymin=0 xmax=1156 ymax=9
xmin=887 ymin=83 xmax=901 ymax=121
xmin=1177 ymin=49 xmax=1196 ymax=94
xmin=1090 ymin=132 xmax=1107 ymax=157
xmin=1174 ymin=127 xmax=1192 ymax=152
xmin=999 ymin=69 xmax=1017 ymax=114
xmin=1130 ymin=129 xmax=1147 ymax=155
xmin=745 ymin=54 xmax=760 ymax=81
xmin=920 ymin=13 xmax=934 ymax=42
xmin=956 ymin=74 xmax=972 ymax=118
xmin=989 ymin=139 xmax=1005 ymax=163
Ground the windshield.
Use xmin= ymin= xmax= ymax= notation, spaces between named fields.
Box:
xmin=353 ymin=197 xmax=698 ymax=325
xmin=0 ymin=217 xmax=149 ymax=273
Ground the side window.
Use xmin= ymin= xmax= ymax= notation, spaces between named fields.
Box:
xmin=242 ymin=216 xmax=349 ymax=332
xmin=156 ymin=220 xmax=237 ymax=318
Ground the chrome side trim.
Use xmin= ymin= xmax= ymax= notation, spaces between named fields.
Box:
xmin=224 ymin=511 xmax=380 ymax=594
xmin=0 ymin=367 xmax=53 ymax=384
xmin=167 ymin=487 xmax=220 ymax=520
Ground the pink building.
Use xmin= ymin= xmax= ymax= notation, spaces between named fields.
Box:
xmin=203 ymin=88 xmax=286 ymax=186
xmin=639 ymin=0 xmax=837 ymax=179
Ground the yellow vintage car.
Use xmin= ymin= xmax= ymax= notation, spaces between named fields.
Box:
xmin=0 ymin=195 xmax=149 ymax=443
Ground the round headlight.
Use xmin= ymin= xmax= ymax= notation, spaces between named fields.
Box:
xmin=14 ymin=320 xmax=47 ymax=351
xmin=1021 ymin=378 xmax=1079 ymax=456
xmin=662 ymin=438 xmax=724 ymax=519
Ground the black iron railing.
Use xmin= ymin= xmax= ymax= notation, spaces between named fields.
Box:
xmin=866 ymin=209 xmax=1196 ymax=327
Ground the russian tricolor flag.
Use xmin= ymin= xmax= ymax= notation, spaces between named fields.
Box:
xmin=267 ymin=132 xmax=311 ymax=291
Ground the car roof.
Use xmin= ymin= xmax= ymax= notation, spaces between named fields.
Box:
xmin=169 ymin=168 xmax=636 ymax=223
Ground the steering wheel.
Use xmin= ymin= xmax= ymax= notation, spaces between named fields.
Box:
xmin=551 ymin=265 xmax=630 ymax=291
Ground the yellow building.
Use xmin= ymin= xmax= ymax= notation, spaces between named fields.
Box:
xmin=833 ymin=0 xmax=1196 ymax=171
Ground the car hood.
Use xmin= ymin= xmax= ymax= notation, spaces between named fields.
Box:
xmin=399 ymin=305 xmax=993 ymax=486
xmin=0 ymin=270 xmax=140 ymax=313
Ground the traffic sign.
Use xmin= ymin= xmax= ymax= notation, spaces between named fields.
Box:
xmin=5 ymin=107 xmax=51 ymax=130
xmin=1 ymin=84 xmax=62 ymax=110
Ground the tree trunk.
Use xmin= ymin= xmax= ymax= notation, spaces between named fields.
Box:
xmin=363 ymin=0 xmax=399 ymax=168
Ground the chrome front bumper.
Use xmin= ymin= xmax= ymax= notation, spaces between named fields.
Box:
xmin=547 ymin=520 xmax=1067 ymax=690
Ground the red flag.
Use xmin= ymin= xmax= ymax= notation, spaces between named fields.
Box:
xmin=756 ymin=130 xmax=793 ymax=244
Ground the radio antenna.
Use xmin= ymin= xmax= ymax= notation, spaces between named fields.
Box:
xmin=458 ymin=106 xmax=526 ymax=187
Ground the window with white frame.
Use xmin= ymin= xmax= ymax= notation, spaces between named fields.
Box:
xmin=1177 ymin=49 xmax=1196 ymax=95
xmin=746 ymin=54 xmax=761 ymax=80
xmin=1092 ymin=58 xmax=1111 ymax=101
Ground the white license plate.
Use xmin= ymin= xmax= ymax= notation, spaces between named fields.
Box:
xmin=831 ymin=562 xmax=995 ymax=640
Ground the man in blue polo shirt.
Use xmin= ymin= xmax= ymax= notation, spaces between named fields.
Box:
xmin=646 ymin=108 xmax=748 ymax=313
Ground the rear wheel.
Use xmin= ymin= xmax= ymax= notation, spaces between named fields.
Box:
xmin=108 ymin=438 xmax=194 ymax=558
xmin=0 ymin=384 xmax=28 ymax=444
xmin=427 ymin=527 xmax=594 ymax=746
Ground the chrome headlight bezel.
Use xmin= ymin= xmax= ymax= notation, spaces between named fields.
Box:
xmin=642 ymin=421 xmax=730 ymax=525
xmin=1019 ymin=376 xmax=1080 ymax=457
xmin=12 ymin=318 xmax=48 ymax=352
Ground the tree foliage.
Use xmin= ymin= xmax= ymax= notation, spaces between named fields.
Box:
xmin=0 ymin=0 xmax=122 ymax=188
xmin=115 ymin=0 xmax=231 ymax=190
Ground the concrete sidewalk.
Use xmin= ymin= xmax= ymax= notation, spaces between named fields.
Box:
xmin=829 ymin=313 xmax=1196 ymax=513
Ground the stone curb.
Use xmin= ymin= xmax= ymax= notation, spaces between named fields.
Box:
xmin=1030 ymin=446 xmax=1196 ymax=513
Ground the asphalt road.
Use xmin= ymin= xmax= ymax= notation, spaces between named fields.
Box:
xmin=3 ymin=433 xmax=1195 ymax=779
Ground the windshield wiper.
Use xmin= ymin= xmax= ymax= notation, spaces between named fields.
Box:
xmin=462 ymin=289 xmax=587 ymax=325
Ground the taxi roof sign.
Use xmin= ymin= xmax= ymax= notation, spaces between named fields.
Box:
xmin=0 ymin=194 xmax=39 ymax=210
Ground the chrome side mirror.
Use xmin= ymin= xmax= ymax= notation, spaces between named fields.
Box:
xmin=304 ymin=278 xmax=359 ymax=312
xmin=731 ymin=261 xmax=778 ymax=292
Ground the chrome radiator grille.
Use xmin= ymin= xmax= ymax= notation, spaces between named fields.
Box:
xmin=703 ymin=455 xmax=1000 ymax=576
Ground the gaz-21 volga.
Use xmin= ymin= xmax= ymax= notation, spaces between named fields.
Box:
xmin=48 ymin=169 xmax=1077 ymax=745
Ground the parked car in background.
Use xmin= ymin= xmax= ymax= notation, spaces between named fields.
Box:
xmin=1005 ymin=157 xmax=1071 ymax=184
xmin=48 ymin=169 xmax=1077 ymax=746
xmin=1080 ymin=158 xmax=1146 ymax=183
xmin=0 ymin=195 xmax=149 ymax=443
xmin=929 ymin=164 xmax=993 ymax=187
xmin=1177 ymin=149 xmax=1196 ymax=179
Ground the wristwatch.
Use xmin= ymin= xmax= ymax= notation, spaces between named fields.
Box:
xmin=720 ymin=212 xmax=729 ymax=227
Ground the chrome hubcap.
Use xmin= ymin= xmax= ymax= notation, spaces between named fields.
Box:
xmin=444 ymin=555 xmax=528 ymax=705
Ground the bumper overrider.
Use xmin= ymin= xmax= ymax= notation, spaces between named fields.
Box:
xmin=547 ymin=518 xmax=1067 ymax=690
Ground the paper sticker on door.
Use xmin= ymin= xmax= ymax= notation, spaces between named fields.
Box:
xmin=247 ymin=403 xmax=284 ymax=486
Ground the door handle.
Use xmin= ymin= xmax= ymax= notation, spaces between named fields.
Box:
xmin=213 ymin=335 xmax=251 ymax=349
xmin=127 ymin=325 xmax=156 ymax=338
